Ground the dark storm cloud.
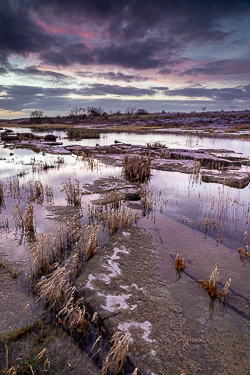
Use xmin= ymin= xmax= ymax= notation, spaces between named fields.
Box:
xmin=10 ymin=66 xmax=72 ymax=80
xmin=0 ymin=1 xmax=66 ymax=65
xmin=164 ymin=86 xmax=250 ymax=101
xmin=40 ymin=43 xmax=94 ymax=67
xmin=181 ymin=60 xmax=250 ymax=76
xmin=1 ymin=83 xmax=250 ymax=114
xmin=2 ymin=0 xmax=250 ymax=71
xmin=78 ymin=71 xmax=149 ymax=82
xmin=0 ymin=83 xmax=157 ymax=111
xmin=84 ymin=84 xmax=155 ymax=96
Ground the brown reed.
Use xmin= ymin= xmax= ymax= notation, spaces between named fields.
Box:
xmin=199 ymin=265 xmax=219 ymax=298
xmin=174 ymin=254 xmax=186 ymax=271
xmin=101 ymin=331 xmax=129 ymax=375
xmin=122 ymin=154 xmax=151 ymax=182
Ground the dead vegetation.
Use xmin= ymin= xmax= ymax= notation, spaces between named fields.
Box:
xmin=0 ymin=181 xmax=4 ymax=205
xmin=238 ymin=231 xmax=250 ymax=261
xmin=123 ymin=154 xmax=151 ymax=182
xmin=56 ymin=287 xmax=89 ymax=334
xmin=174 ymin=254 xmax=186 ymax=271
xmin=88 ymin=200 xmax=133 ymax=235
xmin=84 ymin=224 xmax=99 ymax=260
xmin=199 ymin=265 xmax=219 ymax=298
xmin=61 ymin=178 xmax=82 ymax=206
xmin=101 ymin=331 xmax=129 ymax=375
xmin=220 ymin=278 xmax=232 ymax=303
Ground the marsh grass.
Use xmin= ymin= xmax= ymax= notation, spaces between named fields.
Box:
xmin=24 ymin=204 xmax=35 ymax=232
xmin=11 ymin=204 xmax=24 ymax=231
xmin=88 ymin=201 xmax=132 ymax=235
xmin=30 ymin=233 xmax=59 ymax=277
xmin=238 ymin=231 xmax=250 ymax=261
xmin=84 ymin=225 xmax=99 ymax=260
xmin=2 ymin=346 xmax=51 ymax=375
xmin=67 ymin=127 xmax=100 ymax=140
xmin=140 ymin=184 xmax=153 ymax=216
xmin=61 ymin=178 xmax=82 ymax=206
xmin=36 ymin=260 xmax=73 ymax=310
xmin=0 ymin=181 xmax=4 ymax=205
xmin=123 ymin=155 xmax=151 ymax=182
xmin=174 ymin=254 xmax=186 ymax=271
xmin=220 ymin=278 xmax=232 ymax=303
xmin=199 ymin=265 xmax=219 ymax=298
xmin=56 ymin=287 xmax=89 ymax=334
xmin=101 ymin=332 xmax=129 ymax=375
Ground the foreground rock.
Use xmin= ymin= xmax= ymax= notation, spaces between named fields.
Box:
xmin=76 ymin=228 xmax=202 ymax=374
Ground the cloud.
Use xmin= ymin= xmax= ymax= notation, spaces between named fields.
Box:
xmin=181 ymin=60 xmax=250 ymax=76
xmin=2 ymin=0 xmax=249 ymax=71
xmin=9 ymin=66 xmax=73 ymax=81
xmin=0 ymin=83 xmax=157 ymax=111
xmin=78 ymin=71 xmax=150 ymax=82
xmin=164 ymin=85 xmax=250 ymax=101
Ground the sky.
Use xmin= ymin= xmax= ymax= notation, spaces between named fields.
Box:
xmin=0 ymin=0 xmax=250 ymax=119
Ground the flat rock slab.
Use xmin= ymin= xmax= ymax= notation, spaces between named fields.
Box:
xmin=151 ymin=158 xmax=199 ymax=173
xmin=82 ymin=177 xmax=141 ymax=200
xmin=0 ymin=255 xmax=42 ymax=335
xmin=201 ymin=169 xmax=250 ymax=188
xmin=76 ymin=228 xmax=202 ymax=374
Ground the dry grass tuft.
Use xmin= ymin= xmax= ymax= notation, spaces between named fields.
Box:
xmin=11 ymin=204 xmax=24 ymax=231
xmin=0 ymin=181 xmax=4 ymax=205
xmin=30 ymin=233 xmax=58 ymax=277
xmin=24 ymin=204 xmax=35 ymax=232
xmin=140 ymin=184 xmax=153 ymax=216
xmin=56 ymin=286 xmax=89 ymax=333
xmin=123 ymin=154 xmax=151 ymax=182
xmin=238 ymin=230 xmax=250 ymax=260
xmin=174 ymin=254 xmax=186 ymax=271
xmin=84 ymin=225 xmax=99 ymax=260
xmin=220 ymin=277 xmax=231 ymax=303
xmin=36 ymin=260 xmax=72 ymax=310
xmin=101 ymin=331 xmax=129 ymax=375
xmin=88 ymin=200 xmax=133 ymax=235
xmin=61 ymin=178 xmax=82 ymax=206
xmin=199 ymin=265 xmax=219 ymax=298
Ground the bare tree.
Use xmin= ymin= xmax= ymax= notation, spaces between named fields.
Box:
xmin=30 ymin=110 xmax=44 ymax=119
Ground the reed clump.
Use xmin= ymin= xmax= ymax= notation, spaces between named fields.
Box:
xmin=84 ymin=224 xmax=99 ymax=260
xmin=24 ymin=204 xmax=35 ymax=232
xmin=30 ymin=233 xmax=59 ymax=277
xmin=199 ymin=265 xmax=219 ymax=298
xmin=238 ymin=231 xmax=250 ymax=260
xmin=101 ymin=331 xmax=129 ymax=375
xmin=220 ymin=278 xmax=231 ymax=303
xmin=88 ymin=200 xmax=133 ymax=235
xmin=11 ymin=204 xmax=24 ymax=231
xmin=56 ymin=287 xmax=89 ymax=334
xmin=123 ymin=154 xmax=151 ymax=182
xmin=0 ymin=181 xmax=4 ymax=205
xmin=174 ymin=254 xmax=186 ymax=271
xmin=67 ymin=127 xmax=100 ymax=140
xmin=36 ymin=261 xmax=72 ymax=310
xmin=140 ymin=184 xmax=153 ymax=216
xmin=61 ymin=178 xmax=82 ymax=206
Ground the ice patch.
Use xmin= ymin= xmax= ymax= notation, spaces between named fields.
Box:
xmin=100 ymin=293 xmax=137 ymax=312
xmin=118 ymin=321 xmax=154 ymax=343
